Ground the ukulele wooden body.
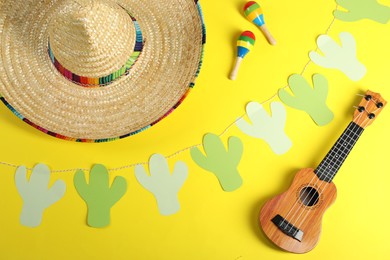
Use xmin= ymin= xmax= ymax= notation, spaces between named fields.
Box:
xmin=259 ymin=168 xmax=337 ymax=254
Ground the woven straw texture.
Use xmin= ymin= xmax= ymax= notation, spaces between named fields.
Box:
xmin=0 ymin=0 xmax=205 ymax=142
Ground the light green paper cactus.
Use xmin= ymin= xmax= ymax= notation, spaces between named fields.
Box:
xmin=279 ymin=74 xmax=334 ymax=126
xmin=334 ymin=0 xmax=390 ymax=24
xmin=74 ymin=164 xmax=127 ymax=228
xmin=135 ymin=154 xmax=188 ymax=216
xmin=15 ymin=163 xmax=66 ymax=227
xmin=309 ymin=32 xmax=366 ymax=81
xmin=190 ymin=133 xmax=244 ymax=192
xmin=236 ymin=101 xmax=292 ymax=155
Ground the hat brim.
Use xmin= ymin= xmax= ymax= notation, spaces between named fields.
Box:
xmin=0 ymin=0 xmax=206 ymax=142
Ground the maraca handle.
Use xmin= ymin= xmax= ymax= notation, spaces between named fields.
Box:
xmin=260 ymin=24 xmax=276 ymax=45
xmin=230 ymin=57 xmax=243 ymax=80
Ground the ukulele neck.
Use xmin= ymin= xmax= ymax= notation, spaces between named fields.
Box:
xmin=314 ymin=122 xmax=364 ymax=182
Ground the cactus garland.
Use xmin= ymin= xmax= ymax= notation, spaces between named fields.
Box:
xmin=2 ymin=2 xmax=377 ymax=229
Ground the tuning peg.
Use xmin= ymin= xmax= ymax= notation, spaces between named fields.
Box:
xmin=368 ymin=113 xmax=376 ymax=119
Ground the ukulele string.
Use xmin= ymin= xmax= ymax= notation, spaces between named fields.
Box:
xmin=284 ymin=122 xmax=360 ymax=233
xmin=288 ymin=102 xmax=369 ymax=232
xmin=280 ymin=113 xmax=360 ymax=229
xmin=276 ymin=94 xmax=377 ymax=232
xmin=286 ymin=118 xmax=363 ymax=233
xmin=296 ymin=106 xmax=377 ymax=229
xmin=291 ymin=100 xmax=379 ymax=232
xmin=278 ymin=163 xmax=320 ymax=229
xmin=277 ymin=115 xmax=361 ymax=230
xmin=292 ymin=122 xmax=363 ymax=231
xmin=278 ymin=156 xmax=332 ymax=229
xmin=285 ymin=97 xmax=370 ymax=232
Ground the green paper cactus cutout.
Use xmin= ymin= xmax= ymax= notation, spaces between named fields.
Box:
xmin=334 ymin=0 xmax=390 ymax=24
xmin=135 ymin=154 xmax=188 ymax=216
xmin=74 ymin=164 xmax=127 ymax=228
xmin=279 ymin=74 xmax=334 ymax=126
xmin=15 ymin=163 xmax=66 ymax=227
xmin=190 ymin=133 xmax=244 ymax=192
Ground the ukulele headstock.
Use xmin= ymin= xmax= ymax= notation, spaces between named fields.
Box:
xmin=353 ymin=90 xmax=387 ymax=129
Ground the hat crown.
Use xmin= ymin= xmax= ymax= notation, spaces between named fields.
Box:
xmin=48 ymin=0 xmax=136 ymax=78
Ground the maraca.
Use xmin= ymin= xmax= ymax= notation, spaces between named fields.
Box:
xmin=244 ymin=1 xmax=276 ymax=45
xmin=229 ymin=31 xmax=256 ymax=81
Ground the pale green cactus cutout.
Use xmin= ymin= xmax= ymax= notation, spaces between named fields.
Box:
xmin=15 ymin=163 xmax=66 ymax=227
xmin=334 ymin=0 xmax=390 ymax=24
xmin=135 ymin=154 xmax=188 ymax=216
xmin=74 ymin=164 xmax=127 ymax=228
xmin=309 ymin=32 xmax=366 ymax=81
xmin=279 ymin=74 xmax=334 ymax=126
xmin=190 ymin=133 xmax=244 ymax=192
xmin=236 ymin=101 xmax=292 ymax=155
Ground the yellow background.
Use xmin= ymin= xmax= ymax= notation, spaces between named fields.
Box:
xmin=1 ymin=0 xmax=390 ymax=259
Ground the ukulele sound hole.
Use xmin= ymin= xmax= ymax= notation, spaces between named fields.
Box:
xmin=299 ymin=187 xmax=320 ymax=207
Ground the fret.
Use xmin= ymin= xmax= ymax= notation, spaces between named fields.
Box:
xmin=315 ymin=122 xmax=364 ymax=182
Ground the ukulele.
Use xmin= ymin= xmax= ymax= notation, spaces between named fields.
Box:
xmin=259 ymin=90 xmax=386 ymax=253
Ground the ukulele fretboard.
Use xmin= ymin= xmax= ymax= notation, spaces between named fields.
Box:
xmin=315 ymin=122 xmax=364 ymax=182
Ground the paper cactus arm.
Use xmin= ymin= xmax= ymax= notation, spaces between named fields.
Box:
xmin=270 ymin=102 xmax=287 ymax=123
xmin=73 ymin=170 xmax=90 ymax=200
xmin=309 ymin=32 xmax=366 ymax=81
xmin=74 ymin=164 xmax=127 ymax=228
xmin=190 ymin=133 xmax=243 ymax=192
xmin=15 ymin=166 xmax=28 ymax=191
xmin=236 ymin=102 xmax=292 ymax=155
xmin=172 ymin=162 xmax=189 ymax=188
xmin=135 ymin=154 xmax=188 ymax=216
xmin=109 ymin=175 xmax=127 ymax=204
xmin=227 ymin=136 xmax=244 ymax=166
xmin=334 ymin=0 xmax=390 ymax=24
xmin=134 ymin=165 xmax=153 ymax=190
xmin=189 ymin=146 xmax=211 ymax=171
xmin=15 ymin=164 xmax=66 ymax=227
xmin=311 ymin=73 xmax=329 ymax=99
xmin=47 ymin=181 xmax=67 ymax=206
xmin=279 ymin=74 xmax=334 ymax=126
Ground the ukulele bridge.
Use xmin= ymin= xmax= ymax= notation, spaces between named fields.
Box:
xmin=271 ymin=214 xmax=304 ymax=242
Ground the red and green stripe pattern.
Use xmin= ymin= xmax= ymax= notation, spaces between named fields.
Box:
xmin=237 ymin=31 xmax=255 ymax=58
xmin=244 ymin=1 xmax=265 ymax=26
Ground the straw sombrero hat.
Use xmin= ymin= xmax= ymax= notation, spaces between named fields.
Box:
xmin=0 ymin=0 xmax=205 ymax=142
